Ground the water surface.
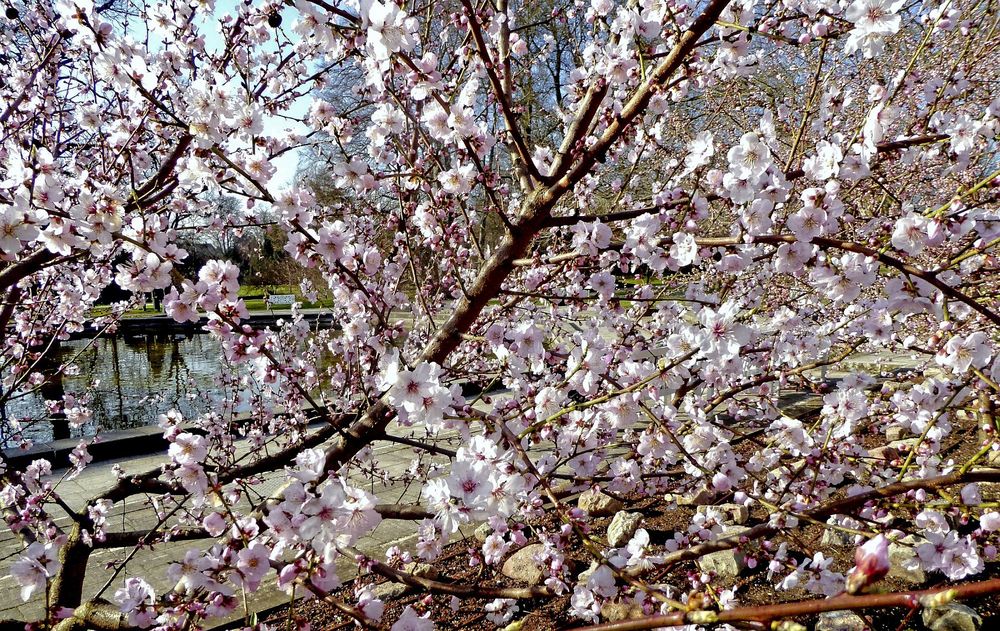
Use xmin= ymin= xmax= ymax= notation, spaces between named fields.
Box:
xmin=3 ymin=334 xmax=230 ymax=445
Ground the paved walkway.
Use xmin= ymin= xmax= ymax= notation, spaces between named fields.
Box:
xmin=0 ymin=424 xmax=461 ymax=626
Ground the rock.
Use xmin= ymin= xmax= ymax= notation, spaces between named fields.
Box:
xmin=697 ymin=503 xmax=749 ymax=525
xmin=683 ymin=486 xmax=717 ymax=506
xmin=768 ymin=459 xmax=807 ymax=481
xmin=890 ymin=438 xmax=920 ymax=450
xmin=728 ymin=504 xmax=750 ymax=524
xmin=779 ymin=394 xmax=824 ymax=419
xmin=373 ymin=581 xmax=408 ymax=600
xmin=576 ymin=561 xmax=599 ymax=584
xmin=474 ymin=522 xmax=492 ymax=543
xmin=869 ymin=444 xmax=901 ymax=462
xmin=666 ymin=486 xmax=717 ymax=506
xmin=886 ymin=426 xmax=907 ymax=441
xmin=821 ymin=528 xmax=855 ymax=548
xmin=922 ymin=603 xmax=982 ymax=631
xmin=403 ymin=562 xmax=438 ymax=580
xmin=988 ymin=449 xmax=1000 ymax=467
xmin=600 ymin=602 xmax=644 ymax=622
xmin=696 ymin=526 xmax=749 ymax=580
xmin=607 ymin=511 xmax=643 ymax=547
xmin=578 ymin=489 xmax=623 ymax=516
xmin=887 ymin=537 xmax=926 ymax=584
xmin=815 ymin=610 xmax=868 ymax=631
xmin=373 ymin=562 xmax=438 ymax=599
xmin=501 ymin=543 xmax=546 ymax=585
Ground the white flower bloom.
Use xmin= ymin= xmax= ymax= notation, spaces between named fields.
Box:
xmin=683 ymin=131 xmax=715 ymax=175
xmin=980 ymin=511 xmax=1000 ymax=531
xmin=671 ymin=231 xmax=698 ymax=267
xmin=168 ymin=432 xmax=208 ymax=465
xmin=391 ymin=605 xmax=435 ymax=630
xmin=11 ymin=543 xmax=61 ymax=601
xmin=936 ymin=331 xmax=992 ymax=373
xmin=803 ymin=140 xmax=843 ymax=181
xmin=891 ymin=213 xmax=929 ymax=255
xmin=437 ymin=164 xmax=475 ymax=195
xmin=845 ymin=0 xmax=904 ymax=35
xmin=844 ymin=0 xmax=905 ymax=57
xmin=727 ymin=132 xmax=771 ymax=179
xmin=366 ymin=1 xmax=417 ymax=61
xmin=114 ymin=577 xmax=156 ymax=628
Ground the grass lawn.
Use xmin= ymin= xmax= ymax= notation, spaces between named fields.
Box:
xmin=89 ymin=286 xmax=333 ymax=319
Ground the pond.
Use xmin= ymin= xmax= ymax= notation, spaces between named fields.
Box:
xmin=2 ymin=334 xmax=232 ymax=446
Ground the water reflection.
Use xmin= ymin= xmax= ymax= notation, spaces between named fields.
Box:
xmin=3 ymin=334 xmax=229 ymax=445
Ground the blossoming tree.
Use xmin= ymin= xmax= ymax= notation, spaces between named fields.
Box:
xmin=2 ymin=0 xmax=1000 ymax=629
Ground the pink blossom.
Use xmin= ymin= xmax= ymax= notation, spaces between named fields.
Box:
xmin=845 ymin=535 xmax=890 ymax=594
xmin=11 ymin=542 xmax=61 ymax=601
xmin=391 ymin=605 xmax=434 ymax=631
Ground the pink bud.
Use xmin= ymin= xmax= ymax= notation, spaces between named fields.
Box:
xmin=845 ymin=535 xmax=890 ymax=594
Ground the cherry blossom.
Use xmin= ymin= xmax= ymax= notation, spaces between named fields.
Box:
xmin=365 ymin=1 xmax=418 ymax=61
xmin=115 ymin=578 xmax=157 ymax=628
xmin=845 ymin=0 xmax=905 ymax=57
xmin=391 ymin=605 xmax=435 ymax=631
xmin=11 ymin=542 xmax=61 ymax=601
xmin=1 ymin=0 xmax=999 ymax=628
xmin=845 ymin=535 xmax=890 ymax=594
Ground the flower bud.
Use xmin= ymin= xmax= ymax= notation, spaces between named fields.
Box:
xmin=919 ymin=588 xmax=956 ymax=609
xmin=845 ymin=534 xmax=890 ymax=594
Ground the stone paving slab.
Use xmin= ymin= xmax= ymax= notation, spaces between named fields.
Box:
xmin=0 ymin=423 xmax=455 ymax=623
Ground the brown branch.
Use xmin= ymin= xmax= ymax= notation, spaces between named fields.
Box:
xmin=571 ymin=577 xmax=1000 ymax=630
xmin=51 ymin=523 xmax=93 ymax=608
xmin=380 ymin=433 xmax=457 ymax=458
xmin=556 ymin=0 xmax=732 ymax=192
xmin=549 ymin=78 xmax=609 ymax=180
xmin=96 ymin=421 xmax=341 ymax=504
xmin=517 ymin=231 xmax=1000 ymax=327
xmin=374 ymin=503 xmax=433 ymax=520
xmin=130 ymin=135 xmax=193 ymax=204
xmin=95 ymin=526 xmax=211 ymax=548
xmin=545 ymin=133 xmax=950 ymax=229
xmin=0 ymin=35 xmax=62 ymax=127
xmin=0 ymin=285 xmax=22 ymax=339
xmin=698 ymin=234 xmax=1000 ymax=328
xmin=0 ymin=249 xmax=59 ymax=292
xmin=460 ymin=0 xmax=544 ymax=186
xmin=51 ymin=599 xmax=134 ymax=631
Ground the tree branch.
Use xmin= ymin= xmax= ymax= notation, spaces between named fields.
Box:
xmin=572 ymin=578 xmax=1000 ymax=630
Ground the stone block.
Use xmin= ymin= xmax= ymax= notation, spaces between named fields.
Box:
xmin=815 ymin=610 xmax=869 ymax=631
xmin=922 ymin=603 xmax=982 ymax=631
xmin=607 ymin=511 xmax=643 ymax=547
xmin=821 ymin=528 xmax=856 ymax=548
xmin=697 ymin=503 xmax=749 ymax=525
xmin=501 ymin=543 xmax=546 ymax=585
xmin=403 ymin=562 xmax=438 ymax=579
xmin=374 ymin=581 xmax=408 ymax=600
xmin=885 ymin=426 xmax=907 ymax=441
xmin=696 ymin=526 xmax=749 ymax=581
xmin=600 ymin=601 xmax=644 ymax=622
xmin=887 ymin=537 xmax=925 ymax=584
xmin=579 ymin=489 xmax=624 ymax=516
xmin=474 ymin=522 xmax=492 ymax=543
